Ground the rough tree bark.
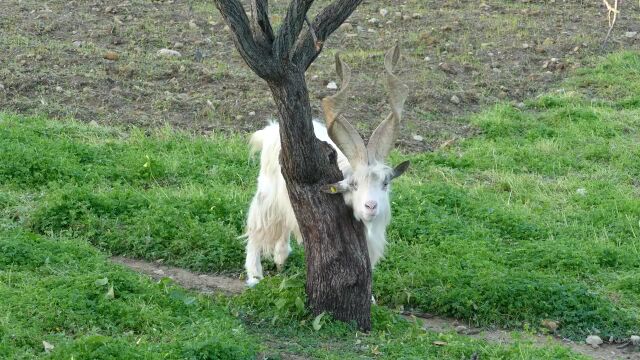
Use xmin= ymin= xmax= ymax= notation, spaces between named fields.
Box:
xmin=212 ymin=0 xmax=370 ymax=329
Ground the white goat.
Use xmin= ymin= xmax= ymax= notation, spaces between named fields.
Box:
xmin=243 ymin=45 xmax=410 ymax=286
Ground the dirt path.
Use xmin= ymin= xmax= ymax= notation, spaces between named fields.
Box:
xmin=110 ymin=256 xmax=246 ymax=295
xmin=112 ymin=256 xmax=639 ymax=360
xmin=399 ymin=311 xmax=639 ymax=360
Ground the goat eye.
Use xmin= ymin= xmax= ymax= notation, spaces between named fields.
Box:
xmin=382 ymin=181 xmax=389 ymax=189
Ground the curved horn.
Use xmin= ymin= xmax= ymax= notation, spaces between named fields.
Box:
xmin=322 ymin=53 xmax=367 ymax=167
xmin=367 ymin=44 xmax=409 ymax=163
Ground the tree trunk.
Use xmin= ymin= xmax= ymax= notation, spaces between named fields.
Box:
xmin=267 ymin=67 xmax=372 ymax=330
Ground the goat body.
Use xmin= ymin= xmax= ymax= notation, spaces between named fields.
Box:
xmin=243 ymin=121 xmax=391 ymax=286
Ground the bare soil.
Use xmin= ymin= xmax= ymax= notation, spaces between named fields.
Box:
xmin=111 ymin=256 xmax=246 ymax=295
xmin=113 ymin=256 xmax=640 ymax=360
xmin=1 ymin=1 xmax=639 ymax=152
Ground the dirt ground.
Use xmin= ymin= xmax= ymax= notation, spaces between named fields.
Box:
xmin=1 ymin=0 xmax=638 ymax=151
xmin=112 ymin=256 xmax=640 ymax=360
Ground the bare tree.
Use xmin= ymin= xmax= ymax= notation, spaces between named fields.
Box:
xmin=213 ymin=0 xmax=371 ymax=329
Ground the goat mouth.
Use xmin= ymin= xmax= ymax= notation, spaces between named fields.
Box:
xmin=361 ymin=213 xmax=377 ymax=222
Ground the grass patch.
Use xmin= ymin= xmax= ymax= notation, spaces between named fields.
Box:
xmin=0 ymin=227 xmax=257 ymax=359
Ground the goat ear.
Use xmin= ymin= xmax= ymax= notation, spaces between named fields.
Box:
xmin=391 ymin=160 xmax=410 ymax=179
xmin=320 ymin=180 xmax=350 ymax=194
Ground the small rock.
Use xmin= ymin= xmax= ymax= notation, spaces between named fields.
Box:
xmin=625 ymin=31 xmax=638 ymax=38
xmin=368 ymin=18 xmax=379 ymax=24
xmin=104 ymin=6 xmax=113 ymax=13
xmin=339 ymin=22 xmax=353 ymax=32
xmin=492 ymin=67 xmax=501 ymax=73
xmin=424 ymin=56 xmax=431 ymax=61
xmin=438 ymin=62 xmax=456 ymax=74
xmin=450 ymin=95 xmax=461 ymax=104
xmin=72 ymin=40 xmax=84 ymax=47
xmin=189 ymin=20 xmax=198 ymax=29
xmin=516 ymin=102 xmax=525 ymax=109
xmin=576 ymin=188 xmax=587 ymax=196
xmin=103 ymin=51 xmax=119 ymax=61
xmin=153 ymin=269 xmax=165 ymax=276
xmin=157 ymin=48 xmax=182 ymax=57
xmin=394 ymin=11 xmax=402 ymax=18
xmin=367 ymin=28 xmax=376 ymax=33
xmin=402 ymin=15 xmax=411 ymax=21
xmin=311 ymin=75 xmax=319 ymax=81
xmin=522 ymin=43 xmax=529 ymax=49
xmin=455 ymin=325 xmax=468 ymax=333
xmin=541 ymin=319 xmax=559 ymax=332
xmin=55 ymin=86 xmax=63 ymax=92
xmin=356 ymin=25 xmax=365 ymax=32
xmin=235 ymin=115 xmax=244 ymax=121
xmin=43 ymin=341 xmax=54 ymax=353
xmin=174 ymin=42 xmax=184 ymax=49
xmin=0 ymin=83 xmax=4 ymax=91
xmin=586 ymin=335 xmax=603 ymax=348
xmin=412 ymin=134 xmax=423 ymax=141
xmin=223 ymin=25 xmax=230 ymax=32
xmin=480 ymin=2 xmax=491 ymax=11
xmin=412 ymin=13 xmax=422 ymax=19
xmin=248 ymin=111 xmax=256 ymax=116
xmin=379 ymin=8 xmax=388 ymax=17
xmin=326 ymin=81 xmax=338 ymax=90
xmin=535 ymin=45 xmax=546 ymax=54
xmin=630 ymin=335 xmax=640 ymax=345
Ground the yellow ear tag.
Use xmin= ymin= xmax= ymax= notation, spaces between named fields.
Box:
xmin=330 ymin=186 xmax=337 ymax=193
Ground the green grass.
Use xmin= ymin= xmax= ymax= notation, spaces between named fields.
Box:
xmin=0 ymin=227 xmax=258 ymax=359
xmin=2 ymin=52 xmax=640 ymax=358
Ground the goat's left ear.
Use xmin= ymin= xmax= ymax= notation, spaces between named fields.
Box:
xmin=391 ymin=160 xmax=410 ymax=179
xmin=320 ymin=180 xmax=350 ymax=194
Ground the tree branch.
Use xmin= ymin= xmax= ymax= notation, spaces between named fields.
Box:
xmin=292 ymin=0 xmax=363 ymax=71
xmin=273 ymin=0 xmax=315 ymax=61
xmin=250 ymin=0 xmax=275 ymax=46
xmin=213 ymin=0 xmax=280 ymax=80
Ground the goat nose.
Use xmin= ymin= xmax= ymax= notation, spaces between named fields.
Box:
xmin=365 ymin=201 xmax=378 ymax=210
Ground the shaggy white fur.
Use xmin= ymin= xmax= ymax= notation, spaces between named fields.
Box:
xmin=243 ymin=120 xmax=397 ymax=286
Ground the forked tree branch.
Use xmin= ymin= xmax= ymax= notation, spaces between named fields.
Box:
xmin=292 ymin=0 xmax=364 ymax=70
xmin=213 ymin=0 xmax=280 ymax=80
xmin=250 ymin=0 xmax=275 ymax=46
xmin=274 ymin=0 xmax=315 ymax=60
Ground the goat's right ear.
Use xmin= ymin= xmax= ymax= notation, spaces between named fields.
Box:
xmin=391 ymin=160 xmax=410 ymax=179
xmin=320 ymin=180 xmax=349 ymax=194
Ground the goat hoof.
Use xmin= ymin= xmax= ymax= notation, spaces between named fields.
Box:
xmin=371 ymin=295 xmax=377 ymax=305
xmin=246 ymin=277 xmax=261 ymax=287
